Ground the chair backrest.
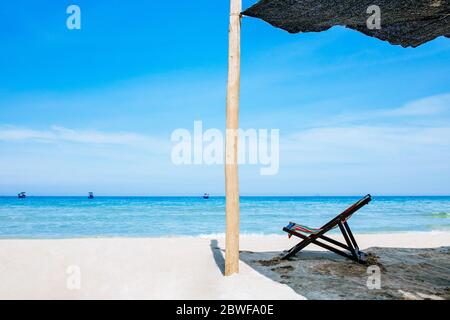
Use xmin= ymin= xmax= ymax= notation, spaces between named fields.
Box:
xmin=320 ymin=194 xmax=372 ymax=230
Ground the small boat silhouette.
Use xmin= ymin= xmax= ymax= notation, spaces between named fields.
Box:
xmin=203 ymin=193 xmax=210 ymax=199
xmin=18 ymin=192 xmax=26 ymax=199
xmin=88 ymin=192 xmax=94 ymax=199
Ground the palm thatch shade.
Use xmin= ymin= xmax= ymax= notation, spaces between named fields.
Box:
xmin=243 ymin=0 xmax=450 ymax=47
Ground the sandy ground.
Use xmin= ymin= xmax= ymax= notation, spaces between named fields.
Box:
xmin=0 ymin=232 xmax=449 ymax=300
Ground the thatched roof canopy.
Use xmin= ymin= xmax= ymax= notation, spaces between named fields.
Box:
xmin=243 ymin=0 xmax=450 ymax=47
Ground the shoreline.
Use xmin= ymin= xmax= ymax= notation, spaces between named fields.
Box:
xmin=0 ymin=232 xmax=449 ymax=299
xmin=0 ymin=230 xmax=449 ymax=241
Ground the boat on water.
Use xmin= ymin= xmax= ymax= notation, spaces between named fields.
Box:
xmin=18 ymin=192 xmax=26 ymax=199
xmin=203 ymin=193 xmax=210 ymax=199
xmin=88 ymin=192 xmax=94 ymax=199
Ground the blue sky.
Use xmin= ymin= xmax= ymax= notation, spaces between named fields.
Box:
xmin=0 ymin=0 xmax=449 ymax=196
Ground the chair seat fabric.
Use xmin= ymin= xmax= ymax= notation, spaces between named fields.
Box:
xmin=286 ymin=222 xmax=322 ymax=235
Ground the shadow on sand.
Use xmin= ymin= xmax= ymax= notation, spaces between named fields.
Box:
xmin=210 ymin=239 xmax=225 ymax=275
xmin=240 ymin=247 xmax=450 ymax=300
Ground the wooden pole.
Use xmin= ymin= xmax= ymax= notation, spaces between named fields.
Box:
xmin=225 ymin=0 xmax=241 ymax=276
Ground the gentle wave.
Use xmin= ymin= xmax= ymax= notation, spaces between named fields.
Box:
xmin=429 ymin=212 xmax=449 ymax=218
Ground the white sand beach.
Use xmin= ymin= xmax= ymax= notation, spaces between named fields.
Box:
xmin=0 ymin=232 xmax=449 ymax=300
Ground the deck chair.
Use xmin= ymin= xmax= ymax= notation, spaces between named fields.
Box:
xmin=282 ymin=194 xmax=372 ymax=264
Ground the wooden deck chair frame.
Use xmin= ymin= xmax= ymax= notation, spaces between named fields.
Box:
xmin=282 ymin=194 xmax=372 ymax=264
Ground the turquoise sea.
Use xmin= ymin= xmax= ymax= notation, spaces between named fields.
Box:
xmin=0 ymin=196 xmax=449 ymax=238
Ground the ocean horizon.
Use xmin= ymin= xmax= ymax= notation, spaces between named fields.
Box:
xmin=0 ymin=196 xmax=449 ymax=239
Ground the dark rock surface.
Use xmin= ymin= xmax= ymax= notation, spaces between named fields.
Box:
xmin=243 ymin=0 xmax=450 ymax=47
xmin=240 ymin=246 xmax=450 ymax=299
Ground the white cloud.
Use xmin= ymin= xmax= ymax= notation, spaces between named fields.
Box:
xmin=281 ymin=125 xmax=450 ymax=165
xmin=0 ymin=127 xmax=53 ymax=141
xmin=0 ymin=125 xmax=169 ymax=151
xmin=325 ymin=93 xmax=450 ymax=126
xmin=379 ymin=93 xmax=450 ymax=117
